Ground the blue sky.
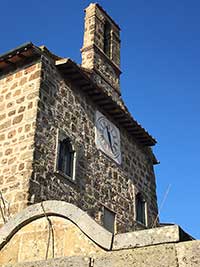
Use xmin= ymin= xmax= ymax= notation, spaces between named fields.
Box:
xmin=1 ymin=0 xmax=200 ymax=238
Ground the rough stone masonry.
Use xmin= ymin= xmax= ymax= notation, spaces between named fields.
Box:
xmin=0 ymin=3 xmax=199 ymax=267
xmin=0 ymin=3 xmax=158 ymax=233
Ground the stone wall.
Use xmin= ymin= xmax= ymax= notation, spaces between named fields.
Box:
xmin=0 ymin=2 xmax=158 ymax=232
xmin=0 ymin=201 xmax=109 ymax=265
xmin=28 ymin=55 xmax=158 ymax=233
xmin=0 ymin=201 xmax=196 ymax=267
xmin=3 ymin=241 xmax=200 ymax=267
xmin=0 ymin=62 xmax=41 ymax=224
xmin=81 ymin=3 xmax=121 ymax=94
xmin=81 ymin=3 xmax=120 ymax=68
xmin=91 ymin=51 xmax=120 ymax=97
xmin=0 ymin=216 xmax=103 ymax=265
xmin=0 ymin=52 xmax=158 ymax=232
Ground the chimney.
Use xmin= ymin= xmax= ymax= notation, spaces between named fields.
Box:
xmin=81 ymin=3 xmax=121 ymax=95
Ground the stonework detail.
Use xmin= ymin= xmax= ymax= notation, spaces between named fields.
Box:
xmin=0 ymin=62 xmax=41 ymax=224
xmin=0 ymin=201 xmax=194 ymax=266
xmin=91 ymin=72 xmax=120 ymax=103
xmin=94 ymin=52 xmax=119 ymax=90
xmin=0 ymin=3 xmax=198 ymax=266
xmin=81 ymin=3 xmax=121 ymax=95
xmin=0 ymin=3 xmax=158 ymax=236
xmin=26 ymin=56 xmax=158 ymax=232
xmin=3 ymin=241 xmax=200 ymax=267
xmin=0 ymin=201 xmax=113 ymax=251
xmin=0 ymin=51 xmax=158 ymax=232
xmin=0 ymin=216 xmax=103 ymax=265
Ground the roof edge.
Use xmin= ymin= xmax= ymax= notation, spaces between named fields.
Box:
xmin=0 ymin=42 xmax=40 ymax=60
xmin=56 ymin=58 xmax=157 ymax=146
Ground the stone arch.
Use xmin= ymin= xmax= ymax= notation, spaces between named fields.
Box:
xmin=0 ymin=200 xmax=113 ymax=251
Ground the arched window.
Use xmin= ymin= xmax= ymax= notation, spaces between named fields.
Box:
xmin=57 ymin=137 xmax=75 ymax=178
xmin=136 ymin=193 xmax=146 ymax=225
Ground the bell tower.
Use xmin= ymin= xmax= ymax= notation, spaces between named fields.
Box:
xmin=81 ymin=3 xmax=121 ymax=96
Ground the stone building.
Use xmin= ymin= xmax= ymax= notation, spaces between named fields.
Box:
xmin=0 ymin=3 xmax=199 ymax=267
xmin=0 ymin=3 xmax=158 ymax=233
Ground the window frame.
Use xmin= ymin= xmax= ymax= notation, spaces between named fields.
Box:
xmin=55 ymin=130 xmax=76 ymax=182
xmin=135 ymin=193 xmax=147 ymax=226
xmin=103 ymin=206 xmax=116 ymax=234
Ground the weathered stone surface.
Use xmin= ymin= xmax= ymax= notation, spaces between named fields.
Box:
xmin=176 ymin=240 xmax=200 ymax=266
xmin=0 ymin=5 xmax=198 ymax=267
xmin=81 ymin=3 xmax=121 ymax=98
xmin=0 ymin=201 xmax=112 ymax=251
xmin=113 ymin=225 xmax=180 ymax=250
xmin=0 ymin=4 xmax=158 ymax=234
xmin=2 ymin=241 xmax=200 ymax=267
xmin=94 ymin=243 xmax=178 ymax=267
xmin=0 ymin=216 xmax=104 ymax=265
xmin=0 ymin=62 xmax=41 ymax=224
xmin=0 ymin=201 xmax=195 ymax=266
xmin=4 ymin=257 xmax=90 ymax=267
xmin=28 ymin=55 xmax=158 ymax=233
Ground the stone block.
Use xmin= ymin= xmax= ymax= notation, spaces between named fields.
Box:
xmin=113 ymin=225 xmax=180 ymax=250
xmin=4 ymin=242 xmax=200 ymax=267
xmin=176 ymin=240 xmax=200 ymax=266
xmin=94 ymin=244 xmax=178 ymax=267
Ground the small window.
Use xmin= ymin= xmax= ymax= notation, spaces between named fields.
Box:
xmin=57 ymin=134 xmax=75 ymax=179
xmin=103 ymin=21 xmax=112 ymax=58
xmin=103 ymin=207 xmax=115 ymax=233
xmin=136 ymin=193 xmax=146 ymax=225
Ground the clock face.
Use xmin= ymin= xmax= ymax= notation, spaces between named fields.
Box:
xmin=95 ymin=111 xmax=121 ymax=165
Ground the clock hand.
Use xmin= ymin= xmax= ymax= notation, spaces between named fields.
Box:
xmin=106 ymin=126 xmax=114 ymax=153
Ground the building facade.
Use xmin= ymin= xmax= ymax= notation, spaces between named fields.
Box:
xmin=0 ymin=3 xmax=158 ymax=233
